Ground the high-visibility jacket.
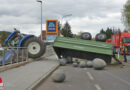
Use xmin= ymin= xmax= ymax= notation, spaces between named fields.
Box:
xmin=123 ymin=47 xmax=127 ymax=53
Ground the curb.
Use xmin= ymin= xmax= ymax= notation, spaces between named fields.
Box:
xmin=0 ymin=60 xmax=31 ymax=72
xmin=27 ymin=63 xmax=59 ymax=90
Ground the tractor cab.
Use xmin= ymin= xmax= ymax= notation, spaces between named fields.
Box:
xmin=4 ymin=31 xmax=23 ymax=47
xmin=4 ymin=30 xmax=46 ymax=58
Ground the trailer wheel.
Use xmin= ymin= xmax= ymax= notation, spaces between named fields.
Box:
xmin=80 ymin=32 xmax=92 ymax=40
xmin=23 ymin=37 xmax=46 ymax=58
xmin=95 ymin=33 xmax=107 ymax=42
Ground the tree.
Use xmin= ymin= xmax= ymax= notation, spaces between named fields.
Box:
xmin=58 ymin=21 xmax=61 ymax=30
xmin=0 ymin=31 xmax=9 ymax=46
xmin=61 ymin=22 xmax=72 ymax=37
xmin=106 ymin=27 xmax=113 ymax=39
xmin=122 ymin=0 xmax=130 ymax=30
xmin=124 ymin=29 xmax=128 ymax=32
xmin=99 ymin=27 xmax=114 ymax=39
xmin=100 ymin=28 xmax=105 ymax=34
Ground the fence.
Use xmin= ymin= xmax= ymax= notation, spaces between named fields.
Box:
xmin=0 ymin=47 xmax=28 ymax=66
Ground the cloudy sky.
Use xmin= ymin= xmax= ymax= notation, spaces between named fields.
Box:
xmin=0 ymin=0 xmax=127 ymax=36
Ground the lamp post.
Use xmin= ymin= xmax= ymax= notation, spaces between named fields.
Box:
xmin=37 ymin=0 xmax=43 ymax=40
xmin=61 ymin=14 xmax=72 ymax=29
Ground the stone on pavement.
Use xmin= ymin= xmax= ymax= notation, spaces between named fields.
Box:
xmin=52 ymin=70 xmax=66 ymax=82
xmin=73 ymin=58 xmax=79 ymax=64
xmin=66 ymin=56 xmax=73 ymax=63
xmin=59 ymin=58 xmax=67 ymax=66
xmin=79 ymin=61 xmax=87 ymax=68
xmin=72 ymin=62 xmax=78 ymax=67
xmin=86 ymin=61 xmax=93 ymax=68
xmin=93 ymin=58 xmax=106 ymax=70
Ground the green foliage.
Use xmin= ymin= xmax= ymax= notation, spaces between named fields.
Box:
xmin=122 ymin=0 xmax=130 ymax=30
xmin=77 ymin=31 xmax=83 ymax=36
xmin=100 ymin=28 xmax=106 ymax=34
xmin=58 ymin=21 xmax=61 ymax=30
xmin=124 ymin=29 xmax=128 ymax=32
xmin=99 ymin=27 xmax=121 ymax=39
xmin=0 ymin=31 xmax=10 ymax=46
xmin=76 ymin=35 xmax=80 ymax=39
xmin=61 ymin=22 xmax=72 ymax=37
xmin=106 ymin=28 xmax=114 ymax=39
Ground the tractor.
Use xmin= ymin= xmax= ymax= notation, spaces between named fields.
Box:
xmin=4 ymin=30 xmax=46 ymax=59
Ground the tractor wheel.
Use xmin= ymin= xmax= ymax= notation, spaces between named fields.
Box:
xmin=23 ymin=37 xmax=46 ymax=58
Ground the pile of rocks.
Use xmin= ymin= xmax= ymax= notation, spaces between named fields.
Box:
xmin=54 ymin=58 xmax=107 ymax=83
xmin=59 ymin=57 xmax=107 ymax=70
xmin=58 ymin=58 xmax=107 ymax=70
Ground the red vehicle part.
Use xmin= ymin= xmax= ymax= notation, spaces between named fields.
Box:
xmin=106 ymin=32 xmax=130 ymax=54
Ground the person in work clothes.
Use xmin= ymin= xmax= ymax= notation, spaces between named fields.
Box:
xmin=123 ymin=46 xmax=127 ymax=62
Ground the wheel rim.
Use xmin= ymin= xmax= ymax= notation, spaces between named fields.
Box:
xmin=28 ymin=42 xmax=41 ymax=55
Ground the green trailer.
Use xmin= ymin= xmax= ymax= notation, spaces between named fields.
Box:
xmin=53 ymin=37 xmax=113 ymax=64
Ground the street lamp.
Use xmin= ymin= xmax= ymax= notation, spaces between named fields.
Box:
xmin=37 ymin=0 xmax=43 ymax=40
xmin=61 ymin=14 xmax=72 ymax=29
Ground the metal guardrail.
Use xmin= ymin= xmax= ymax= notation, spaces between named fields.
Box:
xmin=0 ymin=47 xmax=28 ymax=66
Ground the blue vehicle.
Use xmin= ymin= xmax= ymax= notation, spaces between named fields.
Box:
xmin=4 ymin=30 xmax=46 ymax=59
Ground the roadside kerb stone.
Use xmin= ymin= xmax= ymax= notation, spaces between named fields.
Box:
xmin=27 ymin=63 xmax=59 ymax=90
xmin=0 ymin=60 xmax=31 ymax=72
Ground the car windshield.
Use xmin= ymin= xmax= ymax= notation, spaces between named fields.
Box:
xmin=123 ymin=37 xmax=130 ymax=43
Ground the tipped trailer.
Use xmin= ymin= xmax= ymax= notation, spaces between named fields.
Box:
xmin=53 ymin=36 xmax=113 ymax=64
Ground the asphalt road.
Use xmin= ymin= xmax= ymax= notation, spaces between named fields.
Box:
xmin=36 ymin=64 xmax=130 ymax=90
xmin=0 ymin=55 xmax=58 ymax=90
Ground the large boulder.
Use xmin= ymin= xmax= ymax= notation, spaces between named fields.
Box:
xmin=72 ymin=62 xmax=78 ymax=67
xmin=59 ymin=58 xmax=67 ymax=66
xmin=86 ymin=61 xmax=93 ymax=68
xmin=79 ymin=61 xmax=87 ymax=68
xmin=93 ymin=58 xmax=107 ymax=70
xmin=52 ymin=70 xmax=66 ymax=82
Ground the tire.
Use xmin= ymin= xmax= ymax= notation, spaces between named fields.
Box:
xmin=23 ymin=37 xmax=46 ymax=58
xmin=80 ymin=32 xmax=92 ymax=40
xmin=95 ymin=33 xmax=107 ymax=42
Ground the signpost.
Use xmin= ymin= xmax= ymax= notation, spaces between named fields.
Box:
xmin=46 ymin=20 xmax=58 ymax=40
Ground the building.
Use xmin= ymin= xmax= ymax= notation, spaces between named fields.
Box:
xmin=41 ymin=30 xmax=61 ymax=40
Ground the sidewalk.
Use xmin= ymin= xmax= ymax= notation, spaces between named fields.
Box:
xmin=0 ymin=55 xmax=59 ymax=90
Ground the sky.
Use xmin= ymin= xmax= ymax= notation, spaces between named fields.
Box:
xmin=0 ymin=0 xmax=127 ymax=36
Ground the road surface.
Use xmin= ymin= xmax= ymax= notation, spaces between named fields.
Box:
xmin=0 ymin=55 xmax=58 ymax=90
xmin=36 ymin=64 xmax=130 ymax=90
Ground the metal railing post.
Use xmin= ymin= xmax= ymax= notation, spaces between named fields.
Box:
xmin=2 ymin=48 xmax=5 ymax=66
xmin=22 ymin=48 xmax=23 ymax=62
xmin=11 ymin=48 xmax=13 ymax=64
xmin=26 ymin=48 xmax=28 ymax=61
xmin=17 ymin=47 xmax=19 ymax=63
xmin=0 ymin=47 xmax=28 ymax=67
